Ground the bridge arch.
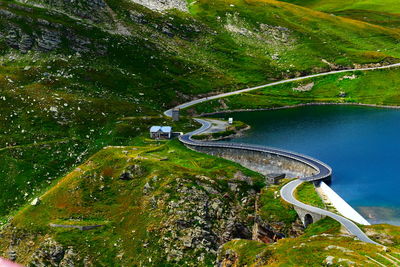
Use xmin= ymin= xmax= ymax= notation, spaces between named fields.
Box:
xmin=293 ymin=206 xmax=324 ymax=228
xmin=304 ymin=214 xmax=313 ymax=227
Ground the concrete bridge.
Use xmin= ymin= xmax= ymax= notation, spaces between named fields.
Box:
xmin=294 ymin=206 xmax=325 ymax=228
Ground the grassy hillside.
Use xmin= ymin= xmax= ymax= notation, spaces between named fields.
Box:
xmin=295 ymin=182 xmax=325 ymax=209
xmin=189 ymin=67 xmax=400 ymax=114
xmin=257 ymin=180 xmax=300 ymax=237
xmin=218 ymin=219 xmax=400 ymax=266
xmin=283 ymin=0 xmax=400 ymax=13
xmin=282 ymin=0 xmax=400 ymax=28
xmin=2 ymin=0 xmax=400 ymax=264
xmin=4 ymin=141 xmax=400 ymax=266
xmin=0 ymin=139 xmax=264 ymax=265
xmin=3 ymin=0 xmax=400 ymax=221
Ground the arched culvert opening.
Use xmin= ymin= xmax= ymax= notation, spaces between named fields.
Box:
xmin=304 ymin=214 xmax=313 ymax=227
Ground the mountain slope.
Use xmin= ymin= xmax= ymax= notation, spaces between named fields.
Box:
xmin=282 ymin=0 xmax=400 ymax=13
xmin=282 ymin=0 xmax=400 ymax=28
xmin=3 ymin=0 xmax=400 ymax=225
xmin=2 ymin=0 xmax=400 ymax=265
xmin=0 ymin=140 xmax=264 ymax=265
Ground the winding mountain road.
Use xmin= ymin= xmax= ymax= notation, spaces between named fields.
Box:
xmin=281 ymin=179 xmax=379 ymax=244
xmin=165 ymin=62 xmax=400 ymax=117
xmin=164 ymin=63 xmax=400 ymax=245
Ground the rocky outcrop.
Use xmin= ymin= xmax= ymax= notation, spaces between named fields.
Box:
xmin=0 ymin=6 xmax=106 ymax=54
xmin=4 ymin=236 xmax=81 ymax=266
xmin=0 ymin=170 xmax=260 ymax=266
xmin=293 ymin=82 xmax=315 ymax=92
xmin=36 ymin=28 xmax=62 ymax=51
xmin=119 ymin=163 xmax=147 ymax=180
xmin=217 ymin=249 xmax=239 ymax=267
xmin=217 ymin=246 xmax=271 ymax=267
xmin=252 ymin=217 xmax=285 ymax=243
xmin=130 ymin=0 xmax=188 ymax=13
xmin=28 ymin=239 xmax=83 ymax=267
xmin=157 ymin=175 xmax=257 ymax=264
xmin=16 ymin=0 xmax=109 ymax=22
xmin=30 ymin=239 xmax=66 ymax=266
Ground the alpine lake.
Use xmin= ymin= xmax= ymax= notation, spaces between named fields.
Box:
xmin=212 ymin=105 xmax=400 ymax=225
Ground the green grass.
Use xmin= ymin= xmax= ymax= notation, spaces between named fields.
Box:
xmin=190 ymin=68 xmax=400 ymax=114
xmin=2 ymin=0 xmax=400 ymax=264
xmin=295 ymin=182 xmax=325 ymax=209
xmin=283 ymin=0 xmax=400 ymax=14
xmin=258 ymin=180 xmax=298 ymax=234
xmin=363 ymin=224 xmax=400 ymax=248
xmin=302 ymin=217 xmax=341 ymax=237
xmin=0 ymin=139 xmax=264 ymax=265
xmin=282 ymin=0 xmax=400 ymax=27
xmin=219 ymin=217 xmax=397 ymax=266
xmin=3 ymin=0 xmax=400 ymax=221
xmin=217 ymin=239 xmax=273 ymax=266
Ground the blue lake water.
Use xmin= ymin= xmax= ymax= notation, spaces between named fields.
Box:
xmin=213 ymin=105 xmax=400 ymax=225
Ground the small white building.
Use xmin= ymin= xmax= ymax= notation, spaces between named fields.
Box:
xmin=228 ymin=118 xmax=233 ymax=125
xmin=150 ymin=126 xmax=172 ymax=139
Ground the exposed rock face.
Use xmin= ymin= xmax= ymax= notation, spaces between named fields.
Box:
xmin=0 ymin=7 xmax=106 ymax=54
xmin=158 ymin=175 xmax=256 ymax=264
xmin=217 ymin=246 xmax=271 ymax=267
xmin=4 ymin=26 xmax=63 ymax=53
xmin=37 ymin=28 xmax=62 ymax=52
xmin=224 ymin=13 xmax=294 ymax=48
xmin=293 ymin=82 xmax=315 ymax=92
xmin=8 ymin=250 xmax=17 ymax=261
xmin=130 ymin=0 xmax=188 ymax=13
xmin=59 ymin=248 xmax=81 ymax=267
xmin=30 ymin=239 xmax=65 ymax=266
xmin=16 ymin=0 xmax=109 ymax=22
xmin=119 ymin=163 xmax=147 ymax=180
xmin=217 ymin=249 xmax=239 ymax=267
xmin=6 ymin=237 xmax=81 ymax=266
xmin=252 ymin=217 xmax=285 ymax=243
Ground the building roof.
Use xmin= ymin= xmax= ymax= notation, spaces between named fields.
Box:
xmin=150 ymin=126 xmax=172 ymax=133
